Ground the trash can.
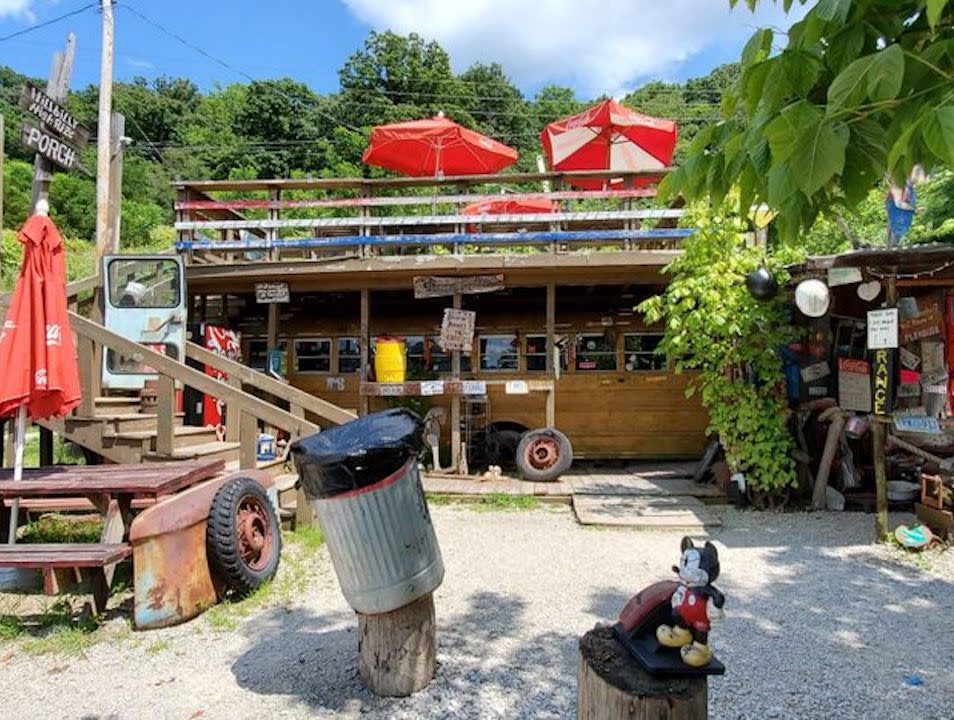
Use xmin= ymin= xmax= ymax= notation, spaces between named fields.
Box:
xmin=291 ymin=408 xmax=444 ymax=615
xmin=373 ymin=337 xmax=406 ymax=383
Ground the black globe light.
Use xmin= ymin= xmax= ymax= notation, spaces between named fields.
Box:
xmin=745 ymin=266 xmax=778 ymax=300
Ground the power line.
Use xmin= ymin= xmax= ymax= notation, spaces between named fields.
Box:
xmin=0 ymin=2 xmax=98 ymax=42
xmin=117 ymin=2 xmax=362 ymax=134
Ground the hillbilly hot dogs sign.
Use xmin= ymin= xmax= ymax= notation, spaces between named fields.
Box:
xmin=18 ymin=82 xmax=89 ymax=171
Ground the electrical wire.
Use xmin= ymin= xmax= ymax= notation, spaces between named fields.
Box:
xmin=0 ymin=2 xmax=98 ymax=43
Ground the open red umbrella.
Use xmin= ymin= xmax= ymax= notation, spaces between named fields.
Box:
xmin=0 ymin=203 xmax=81 ymax=543
xmin=540 ymin=99 xmax=677 ymax=189
xmin=363 ymin=113 xmax=518 ymax=177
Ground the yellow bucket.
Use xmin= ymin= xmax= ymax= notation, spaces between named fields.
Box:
xmin=374 ymin=337 xmax=406 ymax=383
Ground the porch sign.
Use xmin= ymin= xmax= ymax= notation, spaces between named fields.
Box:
xmin=19 ymin=82 xmax=90 ymax=147
xmin=20 ymin=121 xmax=82 ymax=171
xmin=413 ymin=274 xmax=504 ymax=299
xmin=255 ymin=282 xmax=290 ymax=304
xmin=438 ymin=308 xmax=476 ymax=353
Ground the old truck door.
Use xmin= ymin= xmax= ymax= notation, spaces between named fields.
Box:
xmin=102 ymin=255 xmax=187 ymax=390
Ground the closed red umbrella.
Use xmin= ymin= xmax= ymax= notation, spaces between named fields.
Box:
xmin=363 ymin=113 xmax=518 ymax=177
xmin=0 ymin=205 xmax=81 ymax=543
xmin=541 ymin=99 xmax=677 ymax=189
xmin=462 ymin=197 xmax=556 ymax=216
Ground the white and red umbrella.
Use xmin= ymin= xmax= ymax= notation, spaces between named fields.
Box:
xmin=541 ymin=99 xmax=677 ymax=189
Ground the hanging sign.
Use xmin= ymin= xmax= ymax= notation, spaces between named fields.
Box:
xmin=800 ymin=361 xmax=830 ymax=383
xmin=413 ymin=274 xmax=504 ymax=299
xmin=900 ymin=302 xmax=943 ymax=344
xmin=870 ymin=349 xmax=895 ymax=415
xmin=505 ymin=380 xmax=530 ymax=395
xmin=894 ymin=416 xmax=943 ymax=435
xmin=379 ymin=383 xmax=404 ymax=396
xmin=867 ymin=309 xmax=899 ymax=349
xmin=838 ymin=358 xmax=871 ymax=412
xmin=420 ymin=380 xmax=444 ymax=396
xmin=439 ymin=308 xmax=476 ymax=352
xmin=827 ymin=267 xmax=862 ymax=287
xmin=899 ymin=347 xmax=921 ymax=370
xmin=255 ymin=282 xmax=290 ymax=304
xmin=19 ymin=82 xmax=90 ymax=147
xmin=920 ymin=340 xmax=947 ymax=386
xmin=462 ymin=380 xmax=486 ymax=395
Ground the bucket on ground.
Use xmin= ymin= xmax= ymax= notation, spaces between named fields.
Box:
xmin=291 ymin=408 xmax=444 ymax=615
xmin=373 ymin=337 xmax=406 ymax=383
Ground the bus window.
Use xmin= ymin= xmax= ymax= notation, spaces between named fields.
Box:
xmin=480 ymin=335 xmax=518 ymax=371
xmin=576 ymin=334 xmax=617 ymax=371
xmin=338 ymin=337 xmax=362 ymax=373
xmin=624 ymin=333 xmax=666 ymax=370
xmin=525 ymin=335 xmax=548 ymax=371
xmin=294 ymin=338 xmax=331 ymax=373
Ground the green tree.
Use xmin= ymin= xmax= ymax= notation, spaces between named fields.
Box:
xmin=667 ymin=0 xmax=954 ymax=240
xmin=458 ymin=63 xmax=532 ymax=151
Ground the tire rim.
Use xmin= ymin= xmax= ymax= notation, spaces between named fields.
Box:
xmin=236 ymin=495 xmax=273 ymax=571
xmin=523 ymin=435 xmax=560 ymax=471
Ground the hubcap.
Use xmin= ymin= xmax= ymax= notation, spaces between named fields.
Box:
xmin=524 ymin=436 xmax=560 ymax=470
xmin=236 ymin=495 xmax=272 ymax=571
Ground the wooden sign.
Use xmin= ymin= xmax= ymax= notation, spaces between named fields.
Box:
xmin=420 ymin=380 xmax=444 ymax=396
xmin=20 ymin=121 xmax=81 ymax=171
xmin=462 ymin=380 xmax=486 ymax=395
xmin=920 ymin=340 xmax=947 ymax=386
xmin=254 ymin=282 xmax=290 ymax=304
xmin=19 ymin=82 xmax=90 ymax=147
xmin=505 ymin=380 xmax=529 ymax=395
xmin=413 ymin=274 xmax=504 ymax=299
xmin=800 ymin=361 xmax=830 ymax=383
xmin=870 ymin=349 xmax=896 ymax=416
xmin=894 ymin=416 xmax=943 ymax=435
xmin=867 ymin=309 xmax=899 ymax=349
xmin=438 ymin=308 xmax=476 ymax=352
xmin=901 ymin=302 xmax=943 ymax=344
xmin=838 ymin=358 xmax=871 ymax=412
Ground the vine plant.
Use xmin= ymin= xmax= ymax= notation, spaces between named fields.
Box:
xmin=639 ymin=205 xmax=798 ymax=494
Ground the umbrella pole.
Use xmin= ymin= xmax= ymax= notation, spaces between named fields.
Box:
xmin=6 ymin=406 xmax=26 ymax=544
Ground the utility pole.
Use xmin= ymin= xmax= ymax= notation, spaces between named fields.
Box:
xmin=31 ymin=34 xmax=75 ymax=208
xmin=94 ymin=0 xmax=115 ymax=266
xmin=1 ymin=113 xmax=5 ymax=266
xmin=106 ymin=112 xmax=125 ymax=253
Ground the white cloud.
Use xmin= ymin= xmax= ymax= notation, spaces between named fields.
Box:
xmin=341 ymin=0 xmax=806 ymax=96
xmin=0 ymin=0 xmax=36 ymax=22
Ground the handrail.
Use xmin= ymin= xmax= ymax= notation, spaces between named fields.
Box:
xmin=66 ymin=274 xmax=100 ymax=301
xmin=173 ymin=168 xmax=673 ymax=194
xmin=185 ymin=341 xmax=356 ymax=426
xmin=70 ymin=312 xmax=319 ymax=468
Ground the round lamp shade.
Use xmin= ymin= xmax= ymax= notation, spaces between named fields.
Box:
xmin=745 ymin=266 xmax=778 ymax=300
xmin=795 ymin=279 xmax=830 ymax=317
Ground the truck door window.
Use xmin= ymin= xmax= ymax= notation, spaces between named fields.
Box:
xmin=108 ymin=259 xmax=180 ymax=308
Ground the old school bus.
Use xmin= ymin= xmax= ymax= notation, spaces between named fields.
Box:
xmin=173 ymin=170 xmax=708 ymax=472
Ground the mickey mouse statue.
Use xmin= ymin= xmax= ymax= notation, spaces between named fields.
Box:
xmin=656 ymin=537 xmax=725 ymax=667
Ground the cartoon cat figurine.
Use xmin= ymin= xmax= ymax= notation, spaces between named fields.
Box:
xmin=656 ymin=536 xmax=725 ymax=667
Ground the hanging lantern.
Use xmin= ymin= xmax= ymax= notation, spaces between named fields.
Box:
xmin=795 ymin=279 xmax=830 ymax=317
xmin=745 ymin=266 xmax=778 ymax=300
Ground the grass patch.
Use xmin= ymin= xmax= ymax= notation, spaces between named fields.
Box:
xmin=145 ymin=638 xmax=171 ymax=654
xmin=426 ymin=492 xmax=539 ymax=512
xmin=19 ymin=514 xmax=104 ymax=544
xmin=0 ymin=599 xmax=101 ymax=656
xmin=203 ymin=524 xmax=326 ymax=632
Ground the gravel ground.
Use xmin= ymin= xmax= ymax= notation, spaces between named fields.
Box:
xmin=1 ymin=505 xmax=952 ymax=720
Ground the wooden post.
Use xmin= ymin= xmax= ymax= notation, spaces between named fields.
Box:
xmin=239 ymin=410 xmax=258 ymax=470
xmin=358 ymin=593 xmax=436 ymax=697
xmin=874 ymin=273 xmax=899 ymax=541
xmin=94 ymin=0 xmax=115 ymax=262
xmin=450 ymin=293 xmax=462 ymax=472
xmin=39 ymin=426 xmax=54 ymax=467
xmin=1 ymin=113 xmax=5 ymax=275
xmin=106 ymin=112 xmax=125 ymax=253
xmin=155 ymin=374 xmax=175 ymax=458
xmin=546 ymin=283 xmax=556 ymax=427
xmin=267 ymin=303 xmax=279 ymax=353
xmin=360 ymin=289 xmax=370 ymax=416
xmin=578 ymin=626 xmax=707 ymax=720
xmin=77 ymin=335 xmax=96 ymax=418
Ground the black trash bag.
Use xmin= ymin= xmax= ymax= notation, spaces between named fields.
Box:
xmin=291 ymin=408 xmax=424 ymax=500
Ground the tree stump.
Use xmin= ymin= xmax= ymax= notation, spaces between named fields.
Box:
xmin=358 ymin=592 xmax=436 ymax=697
xmin=578 ymin=625 xmax=707 ymax=720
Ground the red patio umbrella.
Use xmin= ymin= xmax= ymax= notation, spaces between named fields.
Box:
xmin=0 ymin=203 xmax=82 ymax=543
xmin=540 ymin=99 xmax=677 ymax=189
xmin=363 ymin=113 xmax=519 ymax=177
xmin=462 ymin=197 xmax=556 ymax=216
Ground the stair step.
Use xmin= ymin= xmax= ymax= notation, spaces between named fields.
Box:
xmin=112 ymin=425 xmax=214 ymax=441
xmin=144 ymin=441 xmax=241 ymax=463
xmin=224 ymin=456 xmax=289 ymax=477
xmin=110 ymin=425 xmax=219 ymax=451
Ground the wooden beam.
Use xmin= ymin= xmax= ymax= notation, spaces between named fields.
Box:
xmin=874 ymin=275 xmax=898 ymax=541
xmin=360 ymin=289 xmax=370 ymax=416
xmin=155 ymin=374 xmax=176 ymax=458
xmin=451 ymin=293 xmax=462 ymax=473
xmin=266 ymin=303 xmax=279 ymax=350
xmin=39 ymin=426 xmax=54 ymax=467
xmin=239 ymin=411 xmax=257 ymax=470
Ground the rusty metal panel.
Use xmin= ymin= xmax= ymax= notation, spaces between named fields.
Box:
xmin=133 ymin=521 xmax=216 ymax=630
xmin=310 ymin=462 xmax=443 ymax=615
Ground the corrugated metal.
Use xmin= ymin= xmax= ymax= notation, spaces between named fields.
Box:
xmin=310 ymin=462 xmax=443 ymax=615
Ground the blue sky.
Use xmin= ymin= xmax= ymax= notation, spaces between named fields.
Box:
xmin=0 ymin=0 xmax=805 ymax=97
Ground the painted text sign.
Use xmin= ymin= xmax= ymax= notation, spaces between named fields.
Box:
xmin=867 ymin=309 xmax=899 ymax=350
xmin=254 ymin=282 xmax=290 ymax=304
xmin=870 ymin=349 xmax=895 ymax=416
xmin=20 ymin=121 xmax=81 ymax=171
xmin=18 ymin=83 xmax=90 ymax=147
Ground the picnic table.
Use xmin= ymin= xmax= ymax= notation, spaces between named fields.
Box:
xmin=0 ymin=459 xmax=225 ymax=610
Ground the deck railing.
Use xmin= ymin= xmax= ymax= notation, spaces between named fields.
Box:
xmin=173 ymin=169 xmax=693 ymax=262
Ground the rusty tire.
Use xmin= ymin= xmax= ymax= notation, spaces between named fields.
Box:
xmin=207 ymin=477 xmax=282 ymax=597
xmin=515 ymin=428 xmax=573 ymax=482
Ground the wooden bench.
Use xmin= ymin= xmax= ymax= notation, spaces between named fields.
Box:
xmin=0 ymin=543 xmax=132 ymax=613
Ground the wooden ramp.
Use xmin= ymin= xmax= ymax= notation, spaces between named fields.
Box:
xmin=572 ymin=495 xmax=722 ymax=531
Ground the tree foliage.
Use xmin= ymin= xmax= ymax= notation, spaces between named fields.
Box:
xmin=665 ymin=0 xmax=954 ymax=240
xmin=640 ymin=203 xmax=797 ymax=493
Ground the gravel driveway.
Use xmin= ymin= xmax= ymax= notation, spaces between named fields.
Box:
xmin=1 ymin=505 xmax=952 ymax=720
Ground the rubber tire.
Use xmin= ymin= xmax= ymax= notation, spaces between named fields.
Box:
xmin=207 ymin=477 xmax=282 ymax=597
xmin=515 ymin=428 xmax=573 ymax=482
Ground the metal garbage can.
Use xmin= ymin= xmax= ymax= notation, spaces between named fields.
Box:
xmin=291 ymin=409 xmax=444 ymax=615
